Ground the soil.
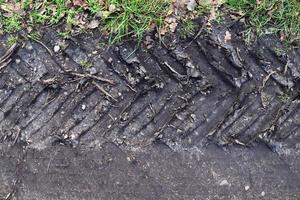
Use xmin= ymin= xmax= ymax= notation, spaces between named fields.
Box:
xmin=0 ymin=19 xmax=299 ymax=199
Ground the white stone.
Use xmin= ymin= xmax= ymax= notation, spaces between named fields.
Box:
xmin=54 ymin=45 xmax=60 ymax=53
xmin=219 ymin=180 xmax=229 ymax=186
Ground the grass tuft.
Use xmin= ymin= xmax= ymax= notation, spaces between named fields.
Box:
xmin=6 ymin=35 xmax=18 ymax=46
xmin=0 ymin=0 xmax=299 ymax=47
xmin=3 ymin=15 xmax=22 ymax=33
xmin=227 ymin=0 xmax=300 ymax=44
xmin=103 ymin=0 xmax=169 ymax=43
xmin=178 ymin=19 xmax=196 ymax=39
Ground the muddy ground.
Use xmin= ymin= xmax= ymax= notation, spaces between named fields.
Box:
xmin=0 ymin=20 xmax=299 ymax=199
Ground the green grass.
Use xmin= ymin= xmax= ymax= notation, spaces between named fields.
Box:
xmin=0 ymin=0 xmax=299 ymax=46
xmin=178 ymin=20 xmax=196 ymax=39
xmin=87 ymin=0 xmax=102 ymax=15
xmin=227 ymin=0 xmax=300 ymax=44
xmin=79 ymin=60 xmax=93 ymax=68
xmin=6 ymin=35 xmax=18 ymax=46
xmin=2 ymin=15 xmax=22 ymax=33
xmin=195 ymin=0 xmax=212 ymax=15
xmin=103 ymin=0 xmax=169 ymax=43
xmin=0 ymin=0 xmax=169 ymax=44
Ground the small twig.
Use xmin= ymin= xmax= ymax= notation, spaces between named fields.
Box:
xmin=0 ymin=59 xmax=12 ymax=71
xmin=234 ymin=139 xmax=246 ymax=146
xmin=163 ymin=62 xmax=185 ymax=78
xmin=92 ymin=81 xmax=117 ymax=102
xmin=44 ymin=96 xmax=58 ymax=107
xmin=4 ymin=179 xmax=18 ymax=200
xmin=67 ymin=77 xmax=85 ymax=83
xmin=27 ymin=35 xmax=53 ymax=56
xmin=0 ymin=43 xmax=17 ymax=64
xmin=125 ymin=47 xmax=139 ymax=60
xmin=13 ymin=127 xmax=21 ymax=146
xmin=0 ymin=43 xmax=18 ymax=71
xmin=261 ymin=71 xmax=276 ymax=91
xmin=5 ymin=191 xmax=14 ymax=200
xmin=184 ymin=17 xmax=208 ymax=49
xmin=283 ymin=56 xmax=290 ymax=74
xmin=70 ymin=72 xmax=115 ymax=85
xmin=126 ymin=83 xmax=137 ymax=92
xmin=227 ymin=15 xmax=246 ymax=28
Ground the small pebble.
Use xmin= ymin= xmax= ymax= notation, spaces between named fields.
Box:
xmin=15 ymin=59 xmax=21 ymax=64
xmin=89 ymin=67 xmax=97 ymax=75
xmin=82 ymin=104 xmax=86 ymax=110
xmin=245 ymin=185 xmax=250 ymax=191
xmin=219 ymin=180 xmax=229 ymax=186
xmin=26 ymin=44 xmax=33 ymax=50
xmin=261 ymin=191 xmax=265 ymax=196
xmin=54 ymin=45 xmax=60 ymax=53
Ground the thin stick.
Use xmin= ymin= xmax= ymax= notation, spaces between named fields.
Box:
xmin=92 ymin=81 xmax=118 ymax=102
xmin=70 ymin=72 xmax=115 ymax=85
xmin=27 ymin=35 xmax=53 ymax=56
xmin=184 ymin=17 xmax=208 ymax=49
xmin=0 ymin=59 xmax=12 ymax=71
xmin=0 ymin=43 xmax=18 ymax=65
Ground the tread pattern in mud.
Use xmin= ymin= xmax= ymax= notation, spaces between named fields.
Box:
xmin=0 ymin=24 xmax=299 ymax=152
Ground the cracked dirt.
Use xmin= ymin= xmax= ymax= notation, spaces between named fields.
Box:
xmin=0 ymin=19 xmax=299 ymax=199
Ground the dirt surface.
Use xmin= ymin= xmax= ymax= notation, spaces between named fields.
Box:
xmin=0 ymin=20 xmax=300 ymax=199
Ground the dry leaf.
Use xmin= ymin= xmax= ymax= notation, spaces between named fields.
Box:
xmin=87 ymin=19 xmax=100 ymax=29
xmin=108 ymin=4 xmax=116 ymax=12
xmin=0 ymin=2 xmax=22 ymax=14
xmin=72 ymin=0 xmax=87 ymax=8
xmin=187 ymin=0 xmax=197 ymax=11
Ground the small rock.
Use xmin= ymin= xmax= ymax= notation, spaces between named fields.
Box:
xmin=190 ymin=114 xmax=196 ymax=120
xmin=261 ymin=191 xmax=265 ymax=196
xmin=116 ymin=138 xmax=123 ymax=144
xmin=54 ymin=45 xmax=60 ymax=53
xmin=26 ymin=44 xmax=33 ymax=50
xmin=245 ymin=185 xmax=250 ymax=191
xmin=219 ymin=180 xmax=229 ymax=186
xmin=89 ymin=67 xmax=97 ymax=75
xmin=82 ymin=104 xmax=86 ymax=110
xmin=224 ymin=31 xmax=232 ymax=43
xmin=15 ymin=59 xmax=21 ymax=64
